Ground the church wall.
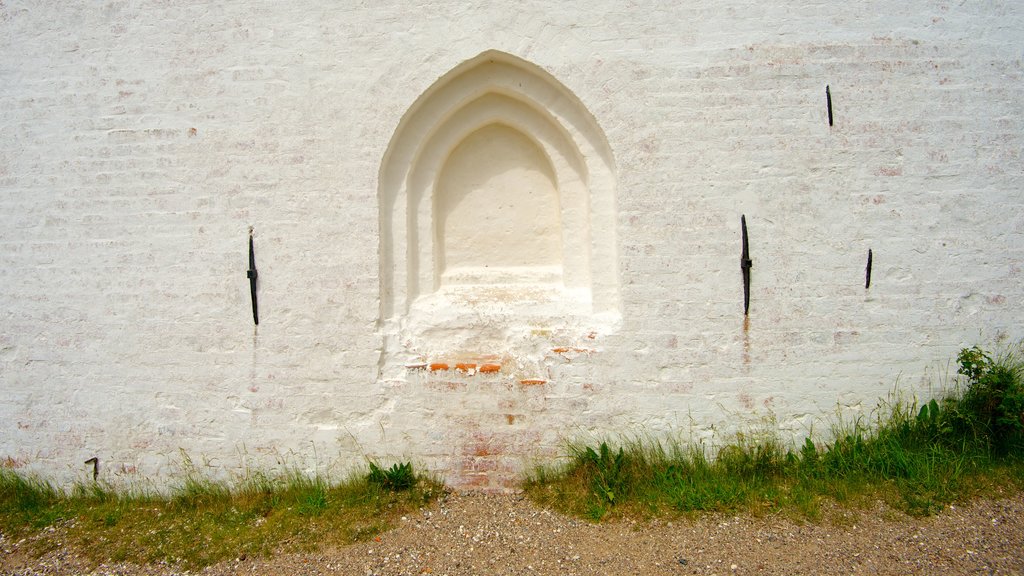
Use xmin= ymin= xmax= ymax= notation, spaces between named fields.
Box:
xmin=1 ymin=1 xmax=1022 ymax=488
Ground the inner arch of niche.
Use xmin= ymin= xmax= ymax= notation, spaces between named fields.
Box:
xmin=378 ymin=51 xmax=618 ymax=363
xmin=436 ymin=122 xmax=562 ymax=284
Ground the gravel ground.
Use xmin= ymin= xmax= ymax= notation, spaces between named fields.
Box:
xmin=3 ymin=492 xmax=1023 ymax=575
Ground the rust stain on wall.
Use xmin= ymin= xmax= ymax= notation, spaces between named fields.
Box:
xmin=742 ymin=315 xmax=751 ymax=366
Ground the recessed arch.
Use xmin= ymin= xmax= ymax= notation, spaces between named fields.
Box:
xmin=378 ymin=50 xmax=618 ymax=325
xmin=436 ymin=122 xmax=562 ymax=282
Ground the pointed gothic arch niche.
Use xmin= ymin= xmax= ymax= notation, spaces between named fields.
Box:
xmin=379 ymin=51 xmax=618 ymax=352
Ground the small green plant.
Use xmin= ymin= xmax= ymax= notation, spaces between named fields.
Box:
xmin=367 ymin=461 xmax=416 ymax=491
xmin=799 ymin=436 xmax=819 ymax=468
xmin=581 ymin=442 xmax=627 ymax=505
xmin=955 ymin=346 xmax=1024 ymax=454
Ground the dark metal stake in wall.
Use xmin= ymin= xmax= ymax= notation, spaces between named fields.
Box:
xmin=826 ymin=85 xmax=834 ymax=126
xmin=247 ymin=229 xmax=259 ymax=325
xmin=865 ymin=248 xmax=873 ymax=290
xmin=84 ymin=457 xmax=98 ymax=481
xmin=741 ymin=215 xmax=753 ymax=315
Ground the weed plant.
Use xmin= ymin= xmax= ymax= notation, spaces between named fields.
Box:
xmin=367 ymin=461 xmax=416 ymax=491
xmin=524 ymin=346 xmax=1024 ymax=520
xmin=0 ymin=462 xmax=439 ymax=570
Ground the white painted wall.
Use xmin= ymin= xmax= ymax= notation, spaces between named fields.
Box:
xmin=1 ymin=1 xmax=1022 ymax=490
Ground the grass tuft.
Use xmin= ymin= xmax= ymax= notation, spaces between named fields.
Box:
xmin=0 ymin=461 xmax=440 ymax=570
xmin=0 ymin=469 xmax=64 ymax=528
xmin=525 ymin=345 xmax=1024 ymax=520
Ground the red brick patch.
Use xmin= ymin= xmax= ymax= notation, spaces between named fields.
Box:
xmin=551 ymin=346 xmax=591 ymax=356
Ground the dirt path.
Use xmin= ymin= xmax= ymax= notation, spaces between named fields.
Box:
xmin=4 ymin=492 xmax=1024 ymax=575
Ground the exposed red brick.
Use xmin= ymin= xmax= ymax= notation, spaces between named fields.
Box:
xmin=429 ymin=362 xmax=449 ymax=371
xmin=520 ymin=378 xmax=546 ymax=386
xmin=551 ymin=346 xmax=591 ymax=356
xmin=455 ymin=362 xmax=476 ymax=372
xmin=478 ymin=363 xmax=501 ymax=373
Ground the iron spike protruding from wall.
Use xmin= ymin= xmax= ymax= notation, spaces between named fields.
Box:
xmin=84 ymin=457 xmax=98 ymax=481
xmin=865 ymin=248 xmax=873 ymax=290
xmin=826 ymin=85 xmax=834 ymax=126
xmin=741 ymin=215 xmax=753 ymax=315
xmin=247 ymin=228 xmax=259 ymax=325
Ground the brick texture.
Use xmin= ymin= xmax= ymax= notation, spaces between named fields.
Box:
xmin=1 ymin=0 xmax=1022 ymax=490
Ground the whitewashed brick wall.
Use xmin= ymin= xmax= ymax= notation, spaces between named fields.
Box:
xmin=1 ymin=0 xmax=1022 ymax=490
